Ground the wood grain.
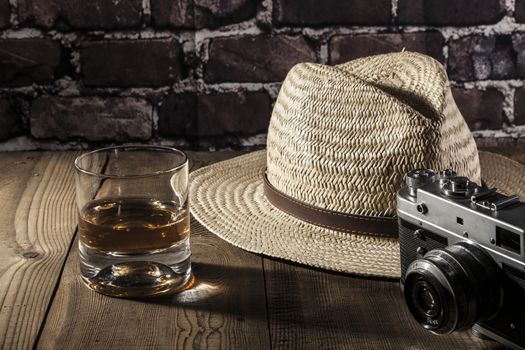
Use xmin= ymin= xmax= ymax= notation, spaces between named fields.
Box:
xmin=37 ymin=151 xmax=271 ymax=350
xmin=263 ymin=258 xmax=506 ymax=350
xmin=0 ymin=153 xmax=78 ymax=350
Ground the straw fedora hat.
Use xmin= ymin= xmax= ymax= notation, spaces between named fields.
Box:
xmin=189 ymin=51 xmax=525 ymax=278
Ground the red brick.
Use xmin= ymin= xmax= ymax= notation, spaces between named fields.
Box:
xmin=0 ymin=0 xmax=10 ymax=28
xmin=205 ymin=36 xmax=316 ymax=83
xmin=329 ymin=32 xmax=444 ymax=65
xmin=0 ymin=98 xmax=20 ymax=140
xmin=448 ymin=35 xmax=520 ymax=81
xmin=398 ymin=0 xmax=505 ymax=25
xmin=516 ymin=0 xmax=525 ymax=22
xmin=158 ymin=93 xmax=196 ymax=136
xmin=513 ymin=34 xmax=525 ymax=77
xmin=151 ymin=0 xmax=257 ymax=28
xmin=0 ymin=39 xmax=66 ymax=87
xmin=18 ymin=0 xmax=142 ymax=29
xmin=30 ymin=96 xmax=152 ymax=141
xmin=274 ymin=0 xmax=391 ymax=26
xmin=151 ymin=0 xmax=193 ymax=27
xmin=81 ymin=39 xmax=184 ymax=87
xmin=452 ymin=88 xmax=504 ymax=130
xmin=513 ymin=88 xmax=525 ymax=126
xmin=158 ymin=91 xmax=271 ymax=137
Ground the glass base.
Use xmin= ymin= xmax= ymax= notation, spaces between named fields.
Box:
xmin=79 ymin=237 xmax=193 ymax=298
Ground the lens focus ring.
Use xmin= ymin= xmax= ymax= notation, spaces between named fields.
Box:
xmin=404 ymin=259 xmax=456 ymax=333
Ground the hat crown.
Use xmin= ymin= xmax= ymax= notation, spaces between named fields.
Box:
xmin=266 ymin=52 xmax=481 ymax=217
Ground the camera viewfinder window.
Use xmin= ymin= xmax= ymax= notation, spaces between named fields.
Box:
xmin=496 ymin=227 xmax=521 ymax=255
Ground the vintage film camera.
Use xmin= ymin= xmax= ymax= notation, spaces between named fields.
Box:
xmin=397 ymin=169 xmax=525 ymax=350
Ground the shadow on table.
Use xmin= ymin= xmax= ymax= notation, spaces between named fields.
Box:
xmin=142 ymin=261 xmax=268 ymax=321
xmin=142 ymin=260 xmax=405 ymax=329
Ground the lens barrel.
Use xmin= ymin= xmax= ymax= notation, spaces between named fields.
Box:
xmin=403 ymin=241 xmax=501 ymax=334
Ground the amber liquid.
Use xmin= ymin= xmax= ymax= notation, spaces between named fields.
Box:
xmin=78 ymin=197 xmax=189 ymax=254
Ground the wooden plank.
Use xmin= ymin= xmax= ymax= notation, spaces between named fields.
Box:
xmin=264 ymin=254 xmax=506 ymax=349
xmin=0 ymin=152 xmax=78 ymax=350
xmin=37 ymin=151 xmax=271 ymax=350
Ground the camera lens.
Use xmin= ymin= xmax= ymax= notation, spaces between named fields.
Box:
xmin=413 ymin=281 xmax=440 ymax=318
xmin=403 ymin=241 xmax=501 ymax=334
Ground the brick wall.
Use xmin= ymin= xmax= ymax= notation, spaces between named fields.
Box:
xmin=0 ymin=0 xmax=524 ymax=150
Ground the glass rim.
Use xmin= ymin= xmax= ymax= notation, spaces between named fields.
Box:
xmin=74 ymin=145 xmax=188 ymax=178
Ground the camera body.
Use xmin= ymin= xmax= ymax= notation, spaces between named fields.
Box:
xmin=397 ymin=169 xmax=525 ymax=350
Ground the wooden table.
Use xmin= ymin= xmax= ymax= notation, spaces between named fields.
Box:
xmin=0 ymin=150 xmax=515 ymax=350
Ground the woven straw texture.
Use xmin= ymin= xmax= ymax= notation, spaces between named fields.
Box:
xmin=479 ymin=151 xmax=525 ymax=198
xmin=190 ymin=52 xmax=511 ymax=278
xmin=267 ymin=52 xmax=480 ymax=217
xmin=190 ymin=150 xmax=400 ymax=277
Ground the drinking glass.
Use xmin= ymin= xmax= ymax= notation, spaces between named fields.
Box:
xmin=74 ymin=145 xmax=193 ymax=298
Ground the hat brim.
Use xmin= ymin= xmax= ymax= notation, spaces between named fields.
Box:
xmin=189 ymin=150 xmax=525 ymax=279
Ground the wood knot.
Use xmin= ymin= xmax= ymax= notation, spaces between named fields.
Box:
xmin=23 ymin=251 xmax=40 ymax=259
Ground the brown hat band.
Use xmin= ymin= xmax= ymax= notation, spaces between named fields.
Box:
xmin=263 ymin=173 xmax=398 ymax=237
